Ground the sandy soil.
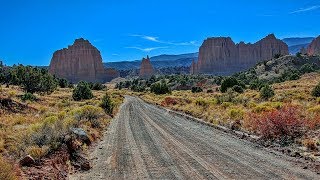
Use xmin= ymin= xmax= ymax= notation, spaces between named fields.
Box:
xmin=70 ymin=96 xmax=319 ymax=179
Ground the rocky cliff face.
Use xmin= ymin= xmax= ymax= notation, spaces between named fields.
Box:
xmin=139 ymin=56 xmax=154 ymax=78
xmin=192 ymin=34 xmax=289 ymax=75
xmin=49 ymin=38 xmax=119 ymax=83
xmin=307 ymin=36 xmax=320 ymax=56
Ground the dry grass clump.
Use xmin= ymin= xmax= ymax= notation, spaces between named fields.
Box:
xmin=0 ymin=155 xmax=18 ymax=180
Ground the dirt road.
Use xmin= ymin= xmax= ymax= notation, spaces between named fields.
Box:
xmin=71 ymin=96 xmax=318 ymax=179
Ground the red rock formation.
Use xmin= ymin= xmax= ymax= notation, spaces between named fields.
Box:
xmin=190 ymin=60 xmax=198 ymax=74
xmin=139 ymin=56 xmax=154 ymax=78
xmin=49 ymin=38 xmax=119 ymax=83
xmin=193 ymin=34 xmax=289 ymax=75
xmin=307 ymin=36 xmax=320 ymax=56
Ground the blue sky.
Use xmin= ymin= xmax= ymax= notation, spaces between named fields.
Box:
xmin=0 ymin=0 xmax=320 ymax=66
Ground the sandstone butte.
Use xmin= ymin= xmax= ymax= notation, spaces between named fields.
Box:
xmin=139 ymin=56 xmax=154 ymax=78
xmin=49 ymin=38 xmax=119 ymax=83
xmin=307 ymin=36 xmax=320 ymax=56
xmin=191 ymin=34 xmax=289 ymax=75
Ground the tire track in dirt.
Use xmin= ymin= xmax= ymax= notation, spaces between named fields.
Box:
xmin=70 ymin=96 xmax=319 ymax=180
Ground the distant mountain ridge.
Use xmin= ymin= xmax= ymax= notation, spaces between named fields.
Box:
xmin=104 ymin=53 xmax=198 ymax=70
xmin=282 ymin=37 xmax=314 ymax=54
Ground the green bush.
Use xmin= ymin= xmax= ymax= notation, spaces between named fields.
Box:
xmin=100 ymin=93 xmax=114 ymax=115
xmin=191 ymin=86 xmax=203 ymax=93
xmin=232 ymin=85 xmax=244 ymax=93
xmin=91 ymin=83 xmax=105 ymax=90
xmin=221 ymin=77 xmax=242 ymax=93
xmin=300 ymin=63 xmax=315 ymax=74
xmin=72 ymin=81 xmax=93 ymax=101
xmin=260 ymin=85 xmax=275 ymax=100
xmin=58 ymin=78 xmax=69 ymax=88
xmin=289 ymin=73 xmax=300 ymax=80
xmin=150 ymin=82 xmax=171 ymax=95
xmin=21 ymin=93 xmax=37 ymax=102
xmin=312 ymin=82 xmax=320 ymax=97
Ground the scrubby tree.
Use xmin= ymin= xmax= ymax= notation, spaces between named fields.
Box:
xmin=100 ymin=93 xmax=114 ymax=115
xmin=312 ymin=82 xmax=320 ymax=97
xmin=220 ymin=77 xmax=243 ymax=93
xmin=72 ymin=81 xmax=93 ymax=101
xmin=58 ymin=78 xmax=69 ymax=88
xmin=91 ymin=82 xmax=105 ymax=90
xmin=232 ymin=85 xmax=244 ymax=93
xmin=191 ymin=86 xmax=203 ymax=93
xmin=300 ymin=63 xmax=315 ymax=74
xmin=260 ymin=84 xmax=275 ymax=100
xmin=150 ymin=81 xmax=171 ymax=95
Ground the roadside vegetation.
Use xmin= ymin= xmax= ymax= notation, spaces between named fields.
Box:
xmin=0 ymin=62 xmax=124 ymax=179
xmin=118 ymin=54 xmax=320 ymax=159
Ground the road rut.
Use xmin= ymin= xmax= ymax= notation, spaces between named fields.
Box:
xmin=71 ymin=96 xmax=318 ymax=179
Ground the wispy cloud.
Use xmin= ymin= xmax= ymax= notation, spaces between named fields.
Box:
xmin=112 ymin=53 xmax=119 ymax=56
xmin=125 ymin=46 xmax=168 ymax=52
xmin=129 ymin=34 xmax=161 ymax=43
xmin=129 ymin=34 xmax=199 ymax=46
xmin=290 ymin=5 xmax=320 ymax=14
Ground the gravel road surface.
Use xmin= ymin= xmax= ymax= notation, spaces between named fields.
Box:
xmin=71 ymin=96 xmax=318 ymax=180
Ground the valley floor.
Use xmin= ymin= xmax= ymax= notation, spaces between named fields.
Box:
xmin=71 ymin=96 xmax=318 ymax=179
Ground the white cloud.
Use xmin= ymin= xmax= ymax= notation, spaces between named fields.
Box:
xmin=129 ymin=34 xmax=198 ymax=46
xmin=129 ymin=34 xmax=160 ymax=42
xmin=112 ymin=53 xmax=119 ymax=56
xmin=125 ymin=46 xmax=168 ymax=52
xmin=290 ymin=5 xmax=320 ymax=14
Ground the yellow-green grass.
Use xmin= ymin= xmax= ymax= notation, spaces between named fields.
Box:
xmin=0 ymin=85 xmax=124 ymax=176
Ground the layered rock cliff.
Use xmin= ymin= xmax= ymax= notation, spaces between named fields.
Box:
xmin=139 ymin=56 xmax=154 ymax=78
xmin=192 ymin=34 xmax=289 ymax=75
xmin=307 ymin=36 xmax=320 ymax=56
xmin=49 ymin=38 xmax=119 ymax=83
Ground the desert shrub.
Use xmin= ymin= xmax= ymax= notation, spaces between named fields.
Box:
xmin=191 ymin=86 xmax=203 ymax=93
xmin=312 ymin=82 xmax=320 ymax=97
xmin=0 ymin=155 xmax=17 ymax=180
xmin=206 ymin=89 xmax=213 ymax=93
xmin=246 ymin=106 xmax=305 ymax=144
xmin=161 ymin=97 xmax=178 ymax=106
xmin=221 ymin=102 xmax=233 ymax=109
xmin=308 ymin=105 xmax=320 ymax=114
xmin=220 ymin=77 xmax=243 ymax=93
xmin=260 ymin=85 xmax=274 ymax=100
xmin=131 ymin=84 xmax=146 ymax=92
xmin=216 ymin=89 xmax=237 ymax=104
xmin=253 ymin=103 xmax=274 ymax=113
xmin=58 ymin=78 xmax=69 ymax=88
xmin=150 ymin=81 xmax=171 ymax=95
xmin=232 ymin=85 xmax=244 ymax=93
xmin=300 ymin=63 xmax=315 ymax=74
xmin=195 ymin=98 xmax=209 ymax=107
xmin=8 ymin=90 xmax=16 ymax=98
xmin=288 ymin=73 xmax=300 ymax=80
xmin=91 ymin=83 xmax=105 ymax=90
xmin=228 ymin=108 xmax=244 ymax=120
xmin=28 ymin=116 xmax=66 ymax=149
xmin=100 ymin=93 xmax=114 ymax=115
xmin=21 ymin=93 xmax=37 ymax=102
xmin=74 ymin=105 xmax=103 ymax=121
xmin=296 ymin=52 xmax=303 ymax=58
xmin=72 ymin=81 xmax=93 ymax=101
